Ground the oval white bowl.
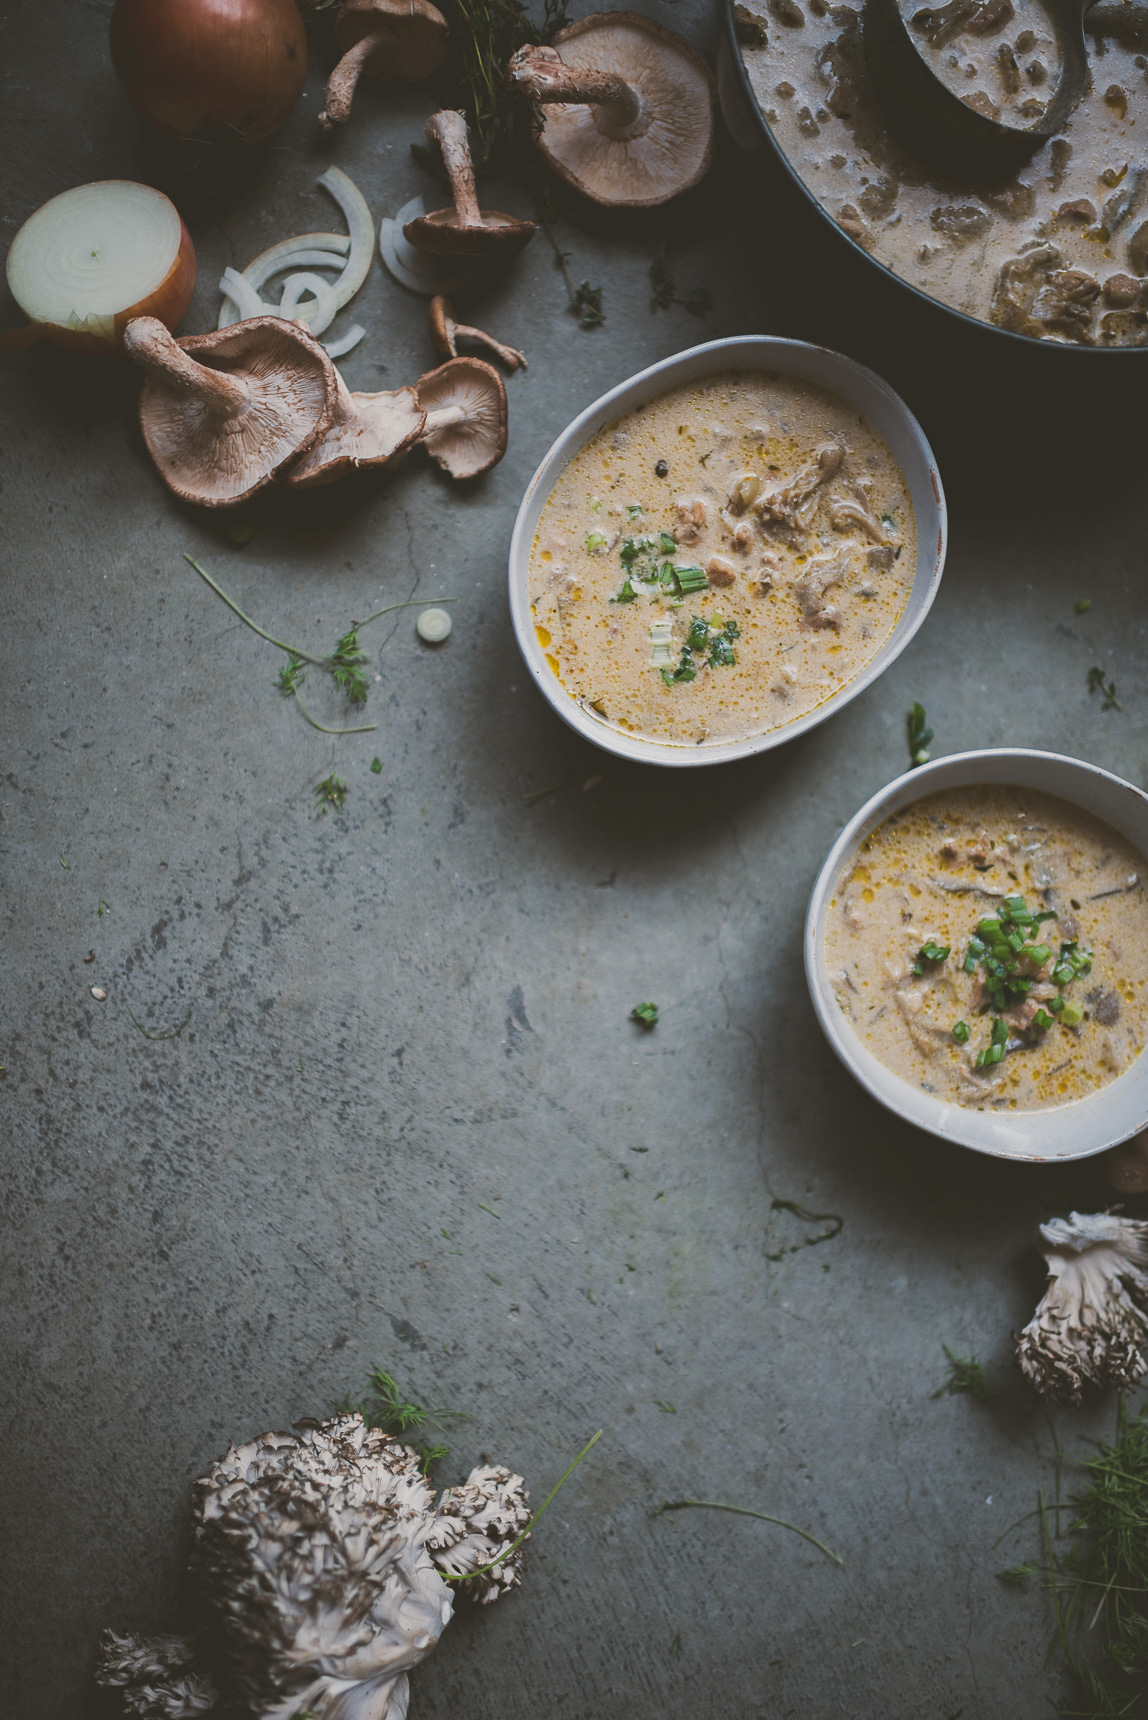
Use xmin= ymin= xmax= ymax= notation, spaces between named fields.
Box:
xmin=805 ymin=749 xmax=1148 ymax=1162
xmin=508 ymin=335 xmax=947 ymax=767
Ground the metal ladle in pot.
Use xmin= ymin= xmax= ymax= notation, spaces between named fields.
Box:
xmin=862 ymin=0 xmax=1098 ymax=170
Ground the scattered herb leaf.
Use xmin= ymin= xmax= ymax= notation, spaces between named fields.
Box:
xmin=97 ymin=899 xmax=109 ymax=917
xmin=1075 ymin=597 xmax=1092 ymax=614
xmin=1087 ymin=665 xmax=1121 ymax=710
xmin=631 ymin=1001 xmax=659 ymax=1027
xmin=370 ymin=757 xmax=382 ymax=774
xmin=648 ymin=245 xmax=713 ymax=317
xmin=315 ymin=774 xmax=348 ymax=815
xmin=655 ymin=1400 xmax=677 ymax=1414
xmin=348 ymin=1368 xmax=466 ymax=1474
xmin=931 ymin=1344 xmax=999 ymax=1401
xmin=535 ymin=190 xmax=604 ymax=328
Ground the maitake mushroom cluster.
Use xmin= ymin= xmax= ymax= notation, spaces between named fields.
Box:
xmin=1016 ymin=1212 xmax=1148 ymax=1404
xmin=96 ymin=1413 xmax=530 ymax=1720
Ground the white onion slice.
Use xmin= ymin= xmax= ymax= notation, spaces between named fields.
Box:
xmin=316 ymin=167 xmax=373 ymax=312
xmin=217 ymin=236 xmax=348 ymax=328
xmin=379 ymin=197 xmax=467 ymax=296
xmin=6 ymin=179 xmax=195 ymax=350
xmin=219 ymin=265 xmax=268 ymax=321
xmin=323 ymin=324 xmax=366 ymax=358
xmin=278 ymin=270 xmax=337 ymax=334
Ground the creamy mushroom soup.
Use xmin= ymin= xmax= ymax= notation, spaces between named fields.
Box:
xmin=825 ymin=786 xmax=1148 ymax=1110
xmin=528 ymin=370 xmax=916 ymax=748
xmin=734 ymin=0 xmax=1148 ymax=346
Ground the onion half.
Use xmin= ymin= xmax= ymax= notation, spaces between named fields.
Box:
xmin=5 ymin=181 xmax=196 ymax=354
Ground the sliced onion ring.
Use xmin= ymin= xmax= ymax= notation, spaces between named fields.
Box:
xmin=217 ymin=167 xmax=373 ymax=334
xmin=379 ymin=196 xmax=467 ymax=297
xmin=5 ymin=180 xmax=195 ymax=353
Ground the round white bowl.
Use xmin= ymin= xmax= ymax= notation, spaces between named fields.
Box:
xmin=804 ymin=749 xmax=1148 ymax=1162
xmin=508 ymin=335 xmax=947 ymax=768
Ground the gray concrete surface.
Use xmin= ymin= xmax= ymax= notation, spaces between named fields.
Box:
xmin=2 ymin=2 xmax=1148 ymax=1716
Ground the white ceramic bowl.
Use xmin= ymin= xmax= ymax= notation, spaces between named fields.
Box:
xmin=508 ymin=335 xmax=947 ymax=768
xmin=805 ymin=749 xmax=1148 ymax=1162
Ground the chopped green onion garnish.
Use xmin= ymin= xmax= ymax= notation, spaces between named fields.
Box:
xmin=992 ymin=1017 xmax=1008 ymax=1047
xmin=674 ymin=566 xmax=709 ymax=594
xmin=686 ymin=616 xmax=709 ymax=652
xmin=659 ymin=533 xmax=677 ymax=553
xmin=1032 ymin=1009 xmax=1054 ymax=1033
xmin=585 ymin=532 xmax=608 ymax=552
xmin=1049 ymin=995 xmax=1065 ymax=1014
xmin=1021 ymin=944 xmax=1051 ymax=966
xmin=1060 ymin=1002 xmax=1084 ymax=1027
xmin=917 ymin=941 xmax=951 ymax=965
xmin=610 ymin=579 xmax=636 ymax=604
xmin=708 ymin=634 xmax=736 ymax=668
xmin=627 ymin=504 xmax=643 ymax=517
xmin=952 ymin=1020 xmax=970 ymax=1043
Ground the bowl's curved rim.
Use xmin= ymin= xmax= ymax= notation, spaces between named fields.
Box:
xmin=719 ymin=0 xmax=1148 ymax=361
xmin=508 ymin=332 xmax=947 ymax=769
xmin=804 ymin=747 xmax=1148 ymax=1161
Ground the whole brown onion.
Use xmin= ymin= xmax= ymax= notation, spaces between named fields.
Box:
xmin=110 ymin=0 xmax=307 ymax=144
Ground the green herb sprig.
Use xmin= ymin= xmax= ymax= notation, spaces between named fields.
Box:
xmin=315 ymin=774 xmax=348 ymax=815
xmin=631 ymin=1002 xmax=659 ymax=1027
xmin=931 ymin=1344 xmax=1000 ymax=1401
xmin=1088 ymin=666 xmax=1121 ymax=710
xmin=648 ymin=245 xmax=713 ymax=318
xmin=348 ymin=1368 xmax=467 ymax=1474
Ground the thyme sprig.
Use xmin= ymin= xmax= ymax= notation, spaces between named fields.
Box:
xmin=535 ymin=192 xmax=604 ymax=328
xmin=1088 ymin=666 xmax=1122 ymax=711
xmin=649 ymin=245 xmax=712 ymax=317
xmin=442 ymin=0 xmax=570 ymax=163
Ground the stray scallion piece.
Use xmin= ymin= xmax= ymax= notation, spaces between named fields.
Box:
xmin=952 ymin=1019 xmax=970 ymax=1043
xmin=674 ymin=566 xmax=708 ymax=594
xmin=931 ymin=1344 xmax=1000 ymax=1401
xmin=585 ymin=531 xmax=608 ymax=553
xmin=907 ymin=701 xmax=933 ymax=768
xmin=370 ymin=758 xmax=382 ymax=774
xmin=913 ymin=940 xmax=951 ymax=974
xmin=315 ymin=774 xmax=348 ymax=815
xmin=627 ymin=503 xmax=642 ymax=518
xmin=1088 ymin=665 xmax=1122 ymax=710
xmin=631 ymin=1002 xmax=659 ymax=1028
xmin=1075 ymin=597 xmax=1092 ymax=614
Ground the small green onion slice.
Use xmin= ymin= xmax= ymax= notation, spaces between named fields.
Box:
xmin=952 ymin=1020 xmax=970 ymax=1043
